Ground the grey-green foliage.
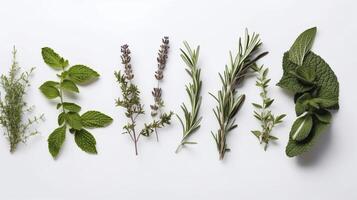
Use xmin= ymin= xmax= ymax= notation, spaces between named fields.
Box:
xmin=251 ymin=65 xmax=286 ymax=151
xmin=0 ymin=47 xmax=44 ymax=153
xmin=39 ymin=47 xmax=112 ymax=159
xmin=175 ymin=41 xmax=202 ymax=153
xmin=210 ymin=30 xmax=268 ymax=160
xmin=277 ymin=27 xmax=339 ymax=157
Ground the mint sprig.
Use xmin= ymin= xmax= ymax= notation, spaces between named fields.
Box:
xmin=40 ymin=47 xmax=113 ymax=159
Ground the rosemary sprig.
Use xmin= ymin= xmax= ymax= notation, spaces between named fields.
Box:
xmin=176 ymin=41 xmax=202 ymax=153
xmin=0 ymin=47 xmax=44 ymax=153
xmin=210 ymin=30 xmax=268 ymax=160
xmin=115 ymin=44 xmax=145 ymax=155
xmin=251 ymin=65 xmax=286 ymax=151
xmin=142 ymin=36 xmax=173 ymax=141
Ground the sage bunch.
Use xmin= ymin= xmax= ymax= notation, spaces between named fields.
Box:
xmin=175 ymin=41 xmax=202 ymax=153
xmin=251 ymin=65 xmax=286 ymax=151
xmin=210 ymin=30 xmax=268 ymax=160
xmin=0 ymin=47 xmax=44 ymax=153
xmin=277 ymin=27 xmax=339 ymax=157
xmin=39 ymin=47 xmax=113 ymax=159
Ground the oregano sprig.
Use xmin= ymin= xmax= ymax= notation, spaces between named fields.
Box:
xmin=210 ymin=30 xmax=268 ymax=160
xmin=175 ymin=41 xmax=202 ymax=153
xmin=142 ymin=37 xmax=173 ymax=141
xmin=0 ymin=47 xmax=44 ymax=153
xmin=39 ymin=47 xmax=113 ymax=159
xmin=251 ymin=65 xmax=286 ymax=151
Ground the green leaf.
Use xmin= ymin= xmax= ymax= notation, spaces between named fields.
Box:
xmin=295 ymin=93 xmax=311 ymax=116
xmin=62 ymin=102 xmax=81 ymax=112
xmin=39 ymin=81 xmax=60 ymax=99
xmin=65 ymin=112 xmax=82 ymax=130
xmin=314 ymin=109 xmax=332 ymax=124
xmin=81 ymin=111 xmax=113 ymax=128
xmin=48 ymin=126 xmax=66 ymax=158
xmin=74 ymin=129 xmax=97 ymax=154
xmin=61 ymin=79 xmax=79 ymax=93
xmin=286 ymin=120 xmax=329 ymax=157
xmin=41 ymin=47 xmax=68 ymax=69
xmin=67 ymin=65 xmax=99 ymax=84
xmin=290 ymin=114 xmax=313 ymax=142
xmin=58 ymin=112 xmax=66 ymax=125
xmin=288 ymin=27 xmax=317 ymax=66
xmin=278 ymin=52 xmax=339 ymax=107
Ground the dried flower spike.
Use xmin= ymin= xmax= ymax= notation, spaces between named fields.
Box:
xmin=210 ymin=30 xmax=268 ymax=160
xmin=0 ymin=47 xmax=44 ymax=153
xmin=251 ymin=65 xmax=286 ymax=151
xmin=144 ymin=37 xmax=173 ymax=141
xmin=176 ymin=41 xmax=202 ymax=153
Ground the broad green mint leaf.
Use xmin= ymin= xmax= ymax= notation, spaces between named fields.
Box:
xmin=286 ymin=120 xmax=329 ymax=157
xmin=48 ymin=126 xmax=66 ymax=158
xmin=290 ymin=114 xmax=313 ymax=142
xmin=61 ymin=79 xmax=79 ymax=93
xmin=295 ymin=93 xmax=312 ymax=116
xmin=288 ymin=27 xmax=317 ymax=66
xmin=41 ymin=47 xmax=68 ymax=69
xmin=74 ymin=129 xmax=97 ymax=154
xmin=314 ymin=109 xmax=332 ymax=124
xmin=277 ymin=53 xmax=314 ymax=93
xmin=39 ymin=81 xmax=60 ymax=99
xmin=58 ymin=112 xmax=65 ymax=125
xmin=67 ymin=65 xmax=99 ymax=84
xmin=65 ymin=112 xmax=82 ymax=130
xmin=62 ymin=102 xmax=81 ymax=112
xmin=81 ymin=111 xmax=113 ymax=128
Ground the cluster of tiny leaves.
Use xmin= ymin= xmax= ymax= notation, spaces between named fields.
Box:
xmin=175 ymin=41 xmax=202 ymax=153
xmin=251 ymin=65 xmax=285 ymax=151
xmin=210 ymin=30 xmax=268 ymax=160
xmin=0 ymin=47 xmax=44 ymax=153
xmin=39 ymin=47 xmax=112 ymax=159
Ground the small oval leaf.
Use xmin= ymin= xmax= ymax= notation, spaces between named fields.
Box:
xmin=290 ymin=114 xmax=313 ymax=141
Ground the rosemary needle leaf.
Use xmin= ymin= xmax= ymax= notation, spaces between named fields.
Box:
xmin=176 ymin=41 xmax=202 ymax=153
xmin=210 ymin=30 xmax=268 ymax=160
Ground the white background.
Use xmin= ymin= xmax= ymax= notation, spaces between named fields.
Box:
xmin=0 ymin=0 xmax=356 ymax=199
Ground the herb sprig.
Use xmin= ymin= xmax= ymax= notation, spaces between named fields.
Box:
xmin=251 ymin=65 xmax=286 ymax=151
xmin=0 ymin=47 xmax=44 ymax=153
xmin=210 ymin=30 xmax=268 ymax=160
xmin=39 ymin=47 xmax=113 ymax=159
xmin=175 ymin=41 xmax=202 ymax=153
xmin=142 ymin=37 xmax=173 ymax=141
xmin=115 ymin=44 xmax=145 ymax=155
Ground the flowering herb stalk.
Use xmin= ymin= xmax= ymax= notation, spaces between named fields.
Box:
xmin=176 ymin=41 xmax=202 ymax=153
xmin=0 ymin=47 xmax=44 ymax=153
xmin=251 ymin=65 xmax=286 ymax=151
xmin=115 ymin=44 xmax=145 ymax=155
xmin=141 ymin=37 xmax=173 ymax=141
xmin=210 ymin=30 xmax=268 ymax=160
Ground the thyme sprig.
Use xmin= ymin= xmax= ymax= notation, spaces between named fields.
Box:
xmin=143 ymin=36 xmax=173 ymax=141
xmin=0 ymin=47 xmax=44 ymax=153
xmin=251 ymin=65 xmax=286 ymax=151
xmin=210 ymin=30 xmax=268 ymax=160
xmin=176 ymin=41 xmax=202 ymax=153
xmin=115 ymin=44 xmax=145 ymax=155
